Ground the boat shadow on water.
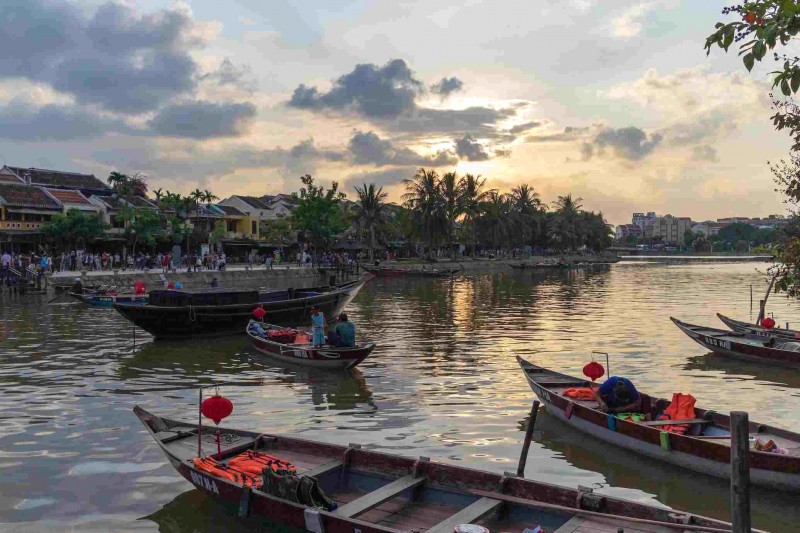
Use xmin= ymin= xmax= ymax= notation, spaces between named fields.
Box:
xmin=532 ymin=408 xmax=800 ymax=532
xmin=682 ymin=352 xmax=800 ymax=390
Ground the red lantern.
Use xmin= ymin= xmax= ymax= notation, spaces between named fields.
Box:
xmin=583 ymin=361 xmax=605 ymax=382
xmin=253 ymin=306 xmax=266 ymax=321
xmin=201 ymin=394 xmax=233 ymax=425
xmin=761 ymin=317 xmax=776 ymax=329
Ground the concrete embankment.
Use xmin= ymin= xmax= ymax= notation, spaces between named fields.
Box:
xmin=386 ymin=252 xmax=620 ymax=271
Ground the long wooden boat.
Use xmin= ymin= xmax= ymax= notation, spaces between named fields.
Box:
xmin=672 ymin=317 xmax=800 ymax=368
xmin=113 ymin=278 xmax=367 ymax=340
xmin=134 ymin=405 xmax=739 ymax=532
xmin=717 ymin=313 xmax=800 ymax=340
xmin=246 ymin=320 xmax=375 ymax=369
xmin=517 ymin=356 xmax=800 ymax=491
xmin=70 ymin=291 xmax=148 ymax=307
xmin=363 ymin=266 xmax=461 ymax=278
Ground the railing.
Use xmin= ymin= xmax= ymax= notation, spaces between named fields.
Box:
xmin=0 ymin=221 xmax=44 ymax=230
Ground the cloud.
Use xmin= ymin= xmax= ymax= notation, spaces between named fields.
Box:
xmin=391 ymin=106 xmax=515 ymax=135
xmin=200 ymin=58 xmax=254 ymax=90
xmin=610 ymin=4 xmax=650 ymax=38
xmin=288 ymin=59 xmax=423 ymax=118
xmin=691 ymin=145 xmax=718 ymax=162
xmin=593 ymin=127 xmax=662 ymax=160
xmin=507 ymin=121 xmax=542 ymax=135
xmin=0 ymin=1 xmax=206 ymax=114
xmin=341 ymin=167 xmax=416 ymax=191
xmin=431 ymin=76 xmax=464 ymax=97
xmin=527 ymin=126 xmax=592 ymax=143
xmin=148 ymin=101 xmax=257 ymax=139
xmin=348 ymin=131 xmax=456 ymax=166
xmin=0 ymin=101 xmax=133 ymax=141
xmin=454 ymin=134 xmax=490 ymax=161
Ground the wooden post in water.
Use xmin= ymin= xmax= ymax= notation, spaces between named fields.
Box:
xmin=749 ymin=284 xmax=753 ymax=313
xmin=517 ymin=400 xmax=540 ymax=477
xmin=730 ymin=411 xmax=751 ymax=533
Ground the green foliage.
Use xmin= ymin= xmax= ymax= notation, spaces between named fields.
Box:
xmin=124 ymin=208 xmax=163 ymax=254
xmin=260 ymin=217 xmax=295 ymax=243
xmin=353 ymin=183 xmax=389 ymax=260
xmin=41 ymin=209 xmax=109 ymax=247
xmin=291 ymin=174 xmax=348 ymax=248
xmin=108 ymin=171 xmax=148 ymax=197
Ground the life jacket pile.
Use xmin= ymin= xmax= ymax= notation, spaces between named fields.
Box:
xmin=656 ymin=393 xmax=697 ymax=434
xmin=193 ymin=451 xmax=297 ymax=488
xmin=563 ymin=387 xmax=597 ymax=401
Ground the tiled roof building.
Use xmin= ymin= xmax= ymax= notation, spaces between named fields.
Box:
xmin=1 ymin=165 xmax=109 ymax=193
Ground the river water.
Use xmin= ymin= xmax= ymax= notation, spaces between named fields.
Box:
xmin=1 ymin=261 xmax=798 ymax=532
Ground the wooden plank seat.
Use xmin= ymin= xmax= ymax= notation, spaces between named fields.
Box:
xmin=334 ymin=475 xmax=426 ymax=518
xmin=425 ymin=497 xmax=502 ymax=533
xmin=641 ymin=419 xmax=709 ymax=427
xmin=302 ymin=459 xmax=342 ymax=478
xmin=553 ymin=516 xmax=586 ymax=533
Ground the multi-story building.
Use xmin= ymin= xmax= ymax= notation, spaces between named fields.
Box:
xmin=632 ymin=212 xmax=657 ymax=231
xmin=614 ymin=224 xmax=644 ymax=240
xmin=218 ymin=195 xmax=271 ymax=238
xmin=260 ymin=193 xmax=297 ymax=219
xmin=645 ymin=214 xmax=692 ymax=244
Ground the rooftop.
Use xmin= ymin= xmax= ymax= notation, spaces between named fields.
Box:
xmin=215 ymin=204 xmax=247 ymax=216
xmin=237 ymin=195 xmax=272 ymax=210
xmin=45 ymin=188 xmax=92 ymax=206
xmin=3 ymin=166 xmax=109 ymax=192
xmin=0 ymin=183 xmax=62 ymax=210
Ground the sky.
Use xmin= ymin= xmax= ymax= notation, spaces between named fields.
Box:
xmin=0 ymin=0 xmax=793 ymax=225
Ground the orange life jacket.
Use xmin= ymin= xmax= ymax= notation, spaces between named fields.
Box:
xmin=194 ymin=456 xmax=260 ymax=487
xmin=657 ymin=393 xmax=697 ymax=434
xmin=563 ymin=387 xmax=597 ymax=401
xmin=193 ymin=451 xmax=296 ymax=488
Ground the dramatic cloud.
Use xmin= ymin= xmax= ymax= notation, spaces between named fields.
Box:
xmin=454 ymin=134 xmax=490 ymax=161
xmin=593 ymin=127 xmax=663 ymax=160
xmin=288 ymin=59 xmax=423 ymax=117
xmin=431 ymin=76 xmax=464 ymax=97
xmin=507 ymin=121 xmax=542 ymax=135
xmin=348 ymin=131 xmax=456 ymax=166
xmin=0 ymin=1 xmax=206 ymax=113
xmin=200 ymin=58 xmax=254 ymax=90
xmin=0 ymin=101 xmax=133 ymax=141
xmin=527 ymin=126 xmax=591 ymax=143
xmin=148 ymin=101 xmax=257 ymax=139
xmin=342 ymin=167 xmax=416 ymax=190
xmin=391 ymin=106 xmax=515 ymax=135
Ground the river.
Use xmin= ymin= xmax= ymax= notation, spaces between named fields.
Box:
xmin=0 ymin=261 xmax=797 ymax=532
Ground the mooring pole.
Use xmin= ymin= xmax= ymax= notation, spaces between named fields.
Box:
xmin=749 ymin=284 xmax=753 ymax=313
xmin=730 ymin=411 xmax=751 ymax=533
xmin=517 ymin=400 xmax=540 ymax=477
xmin=198 ymin=387 xmax=203 ymax=457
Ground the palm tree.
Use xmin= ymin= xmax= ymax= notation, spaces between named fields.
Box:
xmin=107 ymin=171 xmax=128 ymax=189
xmin=510 ymin=184 xmax=544 ymax=249
xmin=353 ymin=183 xmax=388 ymax=262
xmin=478 ymin=191 xmax=512 ymax=251
xmin=461 ymin=174 xmax=492 ymax=257
xmin=402 ymin=168 xmax=444 ymax=256
xmin=202 ymin=190 xmax=219 ymax=204
xmin=549 ymin=194 xmax=584 ymax=252
xmin=153 ymin=188 xmax=164 ymax=202
xmin=439 ymin=171 xmax=464 ymax=258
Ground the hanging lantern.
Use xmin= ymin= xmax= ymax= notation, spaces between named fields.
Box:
xmin=761 ymin=317 xmax=776 ymax=329
xmin=253 ymin=306 xmax=266 ymax=321
xmin=201 ymin=394 xmax=233 ymax=425
xmin=583 ymin=361 xmax=605 ymax=382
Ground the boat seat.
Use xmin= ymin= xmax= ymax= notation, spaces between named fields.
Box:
xmin=301 ymin=460 xmax=342 ymax=478
xmin=334 ymin=474 xmax=426 ymax=518
xmin=641 ymin=419 xmax=709 ymax=427
xmin=425 ymin=497 xmax=502 ymax=533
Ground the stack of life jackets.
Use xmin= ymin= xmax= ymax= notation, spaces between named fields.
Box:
xmin=193 ymin=451 xmax=297 ymax=488
xmin=562 ymin=387 xmax=597 ymax=401
xmin=656 ymin=393 xmax=697 ymax=434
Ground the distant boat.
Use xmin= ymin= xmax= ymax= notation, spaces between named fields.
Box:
xmin=113 ymin=278 xmax=367 ymax=340
xmin=134 ymin=404 xmax=738 ymax=532
xmin=717 ymin=313 xmax=800 ymax=340
xmin=672 ymin=317 xmax=800 ymax=368
xmin=363 ymin=266 xmax=461 ymax=278
xmin=517 ymin=355 xmax=800 ymax=491
xmin=71 ymin=292 xmax=148 ymax=307
xmin=246 ymin=320 xmax=375 ymax=369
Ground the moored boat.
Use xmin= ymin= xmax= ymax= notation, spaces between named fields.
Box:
xmin=113 ymin=278 xmax=367 ymax=340
xmin=517 ymin=355 xmax=800 ymax=491
xmin=363 ymin=266 xmax=461 ymax=278
xmin=134 ymin=404 xmax=739 ymax=532
xmin=246 ymin=320 xmax=375 ymax=369
xmin=672 ymin=317 xmax=800 ymax=368
xmin=70 ymin=291 xmax=148 ymax=307
xmin=717 ymin=312 xmax=800 ymax=340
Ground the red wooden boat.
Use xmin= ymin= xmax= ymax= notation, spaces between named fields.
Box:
xmin=672 ymin=317 xmax=800 ymax=368
xmin=517 ymin=356 xmax=800 ymax=492
xmin=717 ymin=313 xmax=800 ymax=340
xmin=246 ymin=320 xmax=375 ymax=369
xmin=134 ymin=405 xmax=740 ymax=532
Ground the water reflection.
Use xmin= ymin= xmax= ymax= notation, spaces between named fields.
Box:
xmin=683 ymin=352 xmax=800 ymax=391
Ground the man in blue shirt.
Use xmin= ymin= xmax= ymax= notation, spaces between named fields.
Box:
xmin=592 ymin=376 xmax=641 ymax=414
xmin=333 ymin=313 xmax=356 ymax=348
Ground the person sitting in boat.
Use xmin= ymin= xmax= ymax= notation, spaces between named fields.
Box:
xmin=333 ymin=313 xmax=356 ymax=348
xmin=310 ymin=308 xmax=326 ymax=347
xmin=593 ymin=376 xmax=642 ymax=414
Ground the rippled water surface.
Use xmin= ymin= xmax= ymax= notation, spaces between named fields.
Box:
xmin=1 ymin=262 xmax=799 ymax=532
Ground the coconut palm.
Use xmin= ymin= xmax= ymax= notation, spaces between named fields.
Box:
xmin=478 ymin=191 xmax=513 ymax=251
xmin=461 ymin=173 xmax=493 ymax=257
xmin=402 ymin=168 xmax=445 ymax=255
xmin=353 ymin=183 xmax=388 ymax=261
xmin=439 ymin=171 xmax=464 ymax=258
xmin=202 ymin=190 xmax=219 ymax=204
xmin=510 ymin=184 xmax=544 ymax=248
xmin=549 ymin=194 xmax=584 ymax=251
xmin=153 ymin=188 xmax=164 ymax=202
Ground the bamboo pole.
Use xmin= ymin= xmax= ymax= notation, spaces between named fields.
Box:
xmin=730 ymin=411 xmax=751 ymax=533
xmin=756 ymin=275 xmax=777 ymax=325
xmin=517 ymin=400 xmax=540 ymax=477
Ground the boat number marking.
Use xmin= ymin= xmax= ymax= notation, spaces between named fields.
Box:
xmin=190 ymin=470 xmax=220 ymax=494
xmin=533 ymin=385 xmax=551 ymax=403
xmin=703 ymin=336 xmax=730 ymax=350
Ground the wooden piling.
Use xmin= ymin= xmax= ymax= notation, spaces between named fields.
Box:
xmin=517 ymin=400 xmax=540 ymax=477
xmin=730 ymin=411 xmax=751 ymax=533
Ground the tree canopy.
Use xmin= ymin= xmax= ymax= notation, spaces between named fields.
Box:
xmin=291 ymin=174 xmax=348 ymax=248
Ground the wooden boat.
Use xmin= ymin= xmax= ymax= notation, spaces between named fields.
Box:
xmin=246 ymin=320 xmax=375 ymax=369
xmin=672 ymin=317 xmax=800 ymax=368
xmin=363 ymin=266 xmax=461 ymax=278
xmin=517 ymin=356 xmax=800 ymax=491
xmin=134 ymin=405 xmax=739 ymax=532
xmin=717 ymin=313 xmax=800 ymax=340
xmin=113 ymin=278 xmax=367 ymax=340
xmin=70 ymin=291 xmax=148 ymax=307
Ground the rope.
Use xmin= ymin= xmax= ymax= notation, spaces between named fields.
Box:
xmin=188 ymin=305 xmax=197 ymax=322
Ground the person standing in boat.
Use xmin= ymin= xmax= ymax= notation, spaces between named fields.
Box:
xmin=592 ymin=376 xmax=642 ymax=414
xmin=310 ymin=308 xmax=326 ymax=347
